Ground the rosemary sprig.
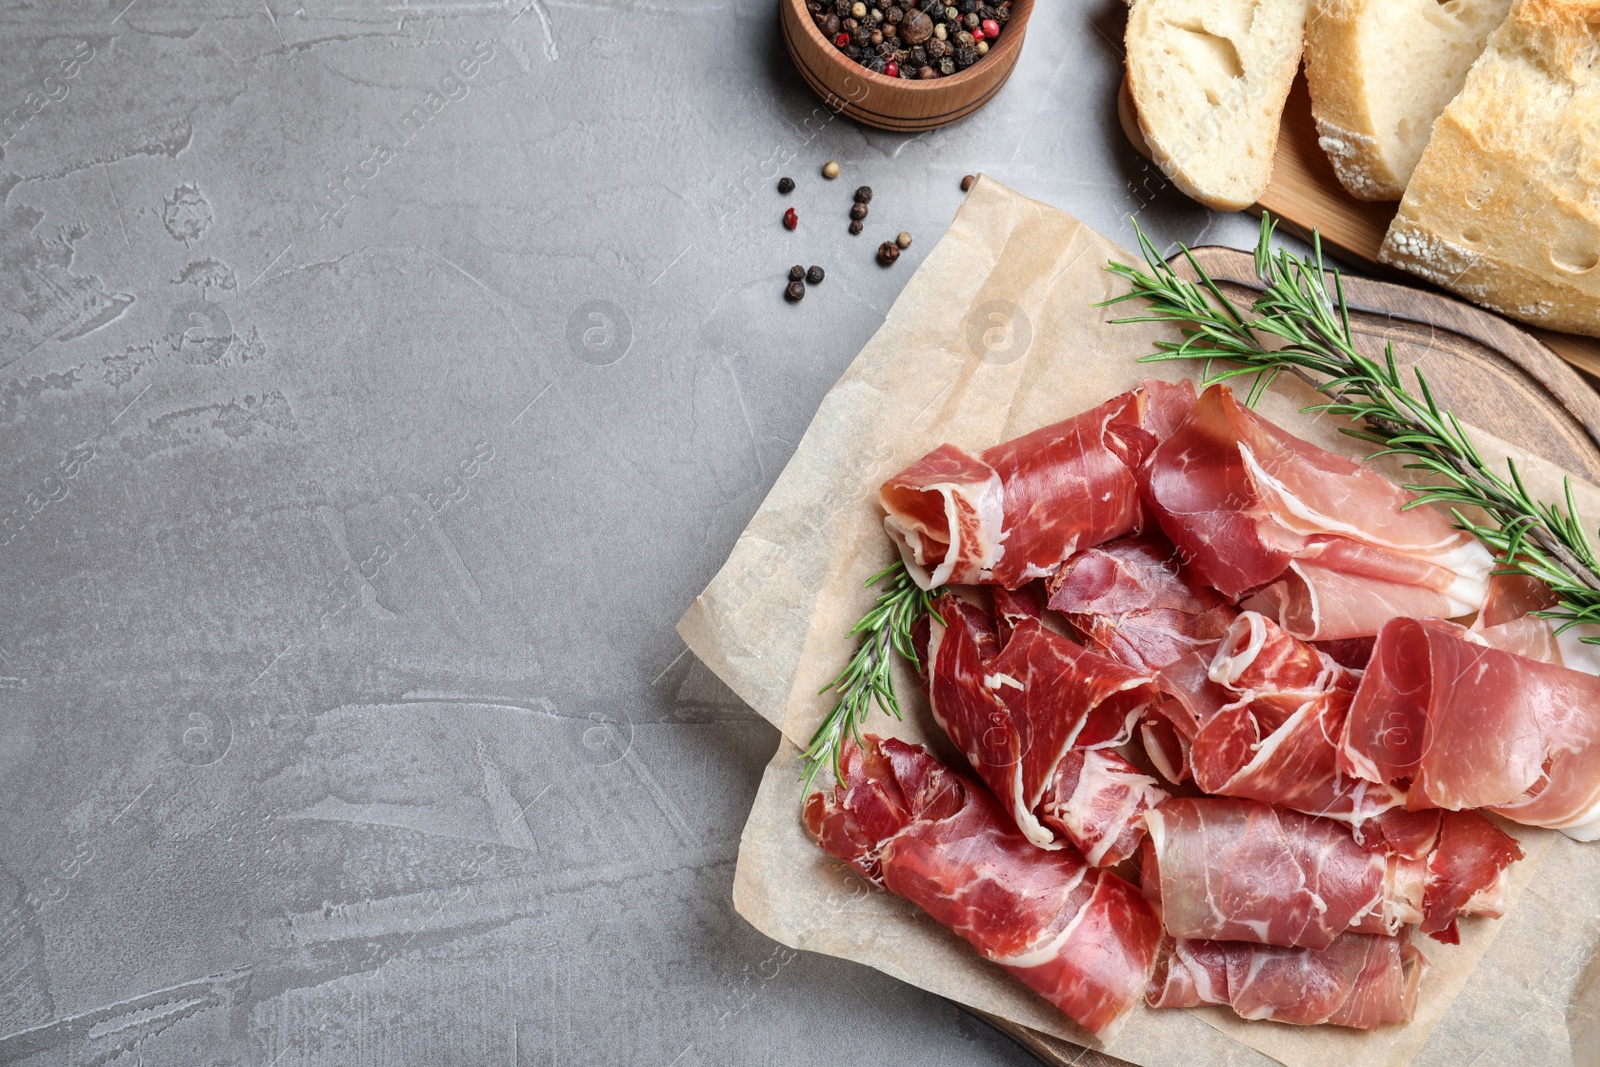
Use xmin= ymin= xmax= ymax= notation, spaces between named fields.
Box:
xmin=1102 ymin=213 xmax=1600 ymax=639
xmin=801 ymin=561 xmax=942 ymax=791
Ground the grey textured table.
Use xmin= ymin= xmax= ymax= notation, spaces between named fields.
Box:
xmin=0 ymin=2 xmax=1262 ymax=1063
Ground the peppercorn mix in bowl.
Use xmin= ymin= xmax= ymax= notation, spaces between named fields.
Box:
xmin=780 ymin=0 xmax=1033 ymax=132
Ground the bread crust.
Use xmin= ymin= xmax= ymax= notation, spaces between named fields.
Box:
xmin=1306 ymin=0 xmax=1513 ymax=202
xmin=1379 ymin=0 xmax=1600 ymax=338
xmin=1304 ymin=0 xmax=1405 ymax=200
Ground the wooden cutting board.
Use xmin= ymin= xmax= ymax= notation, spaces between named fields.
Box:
xmin=979 ymin=242 xmax=1600 ymax=1067
xmin=1253 ymin=78 xmax=1600 ymax=381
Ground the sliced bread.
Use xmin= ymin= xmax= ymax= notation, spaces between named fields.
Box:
xmin=1125 ymin=0 xmax=1311 ymax=211
xmin=1305 ymin=0 xmax=1512 ymax=201
xmin=1379 ymin=0 xmax=1600 ymax=337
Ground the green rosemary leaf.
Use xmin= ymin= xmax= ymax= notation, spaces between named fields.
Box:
xmin=801 ymin=561 xmax=941 ymax=792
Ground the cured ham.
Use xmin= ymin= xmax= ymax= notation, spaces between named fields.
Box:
xmin=1473 ymin=572 xmax=1600 ymax=676
xmin=1143 ymin=798 xmax=1519 ymax=947
xmin=1040 ymin=748 xmax=1170 ymax=867
xmin=1147 ymin=932 xmax=1424 ymax=1029
xmin=1341 ymin=616 xmax=1600 ymax=838
xmin=1047 ymin=536 xmax=1238 ymax=783
xmin=1143 ymin=799 xmax=1412 ymax=948
xmin=925 ymin=593 xmax=1165 ymax=859
xmin=803 ymin=735 xmax=1163 ymax=1040
xmin=1141 ymin=384 xmax=1492 ymax=640
xmin=1191 ymin=612 xmax=1406 ymax=831
xmin=881 ymin=380 xmax=1196 ymax=590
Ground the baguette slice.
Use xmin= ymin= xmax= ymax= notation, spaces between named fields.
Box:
xmin=1379 ymin=0 xmax=1600 ymax=337
xmin=1126 ymin=0 xmax=1310 ymax=211
xmin=1305 ymin=0 xmax=1512 ymax=201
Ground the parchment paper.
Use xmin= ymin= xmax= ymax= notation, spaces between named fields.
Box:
xmin=677 ymin=177 xmax=1600 ymax=1067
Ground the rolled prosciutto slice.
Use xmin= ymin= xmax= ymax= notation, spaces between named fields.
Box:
xmin=1140 ymin=384 xmax=1491 ymax=640
xmin=804 ymin=735 xmax=1163 ymax=1040
xmin=1143 ymin=798 xmax=1519 ymax=948
xmin=1340 ymin=616 xmax=1600 ymax=839
xmin=926 ymin=593 xmax=1165 ymax=860
xmin=881 ymin=380 xmax=1196 ymax=590
xmin=1147 ymin=932 xmax=1424 ymax=1029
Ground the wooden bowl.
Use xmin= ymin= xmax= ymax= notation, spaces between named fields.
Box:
xmin=781 ymin=0 xmax=1034 ymax=132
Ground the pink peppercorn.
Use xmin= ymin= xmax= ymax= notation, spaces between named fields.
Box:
xmin=885 ymin=61 xmax=899 ymax=77
xmin=980 ymin=18 xmax=1000 ymax=39
xmin=783 ymin=207 xmax=798 ymax=231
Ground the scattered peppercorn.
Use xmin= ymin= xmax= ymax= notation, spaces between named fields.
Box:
xmin=790 ymin=264 xmax=806 ymax=282
xmin=854 ymin=185 xmax=873 ymax=203
xmin=807 ymin=265 xmax=825 ymax=285
xmin=786 ymin=279 xmax=806 ymax=302
xmin=896 ymin=231 xmax=912 ymax=249
xmin=849 ymin=219 xmax=864 ymax=235
xmin=783 ymin=207 xmax=798 ymax=230
xmin=961 ymin=174 xmax=976 ymax=191
xmin=877 ymin=240 xmax=901 ymax=266
xmin=778 ymin=176 xmax=795 ymax=194
xmin=850 ymin=201 xmax=869 ymax=221
xmin=822 ymin=160 xmax=841 ymax=179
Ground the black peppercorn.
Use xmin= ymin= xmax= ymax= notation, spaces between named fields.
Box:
xmin=778 ymin=176 xmax=795 ymax=194
xmin=954 ymin=45 xmax=977 ymax=68
xmin=807 ymin=265 xmax=825 ymax=285
xmin=909 ymin=46 xmax=927 ymax=65
xmin=850 ymin=201 xmax=869 ymax=220
xmin=854 ymin=186 xmax=873 ymax=203
xmin=822 ymin=12 xmax=841 ymax=34
xmin=789 ymin=264 xmax=805 ymax=282
xmin=877 ymin=241 xmax=900 ymax=266
xmin=848 ymin=219 xmax=864 ymax=235
xmin=900 ymin=8 xmax=933 ymax=43
xmin=786 ymin=279 xmax=806 ymax=302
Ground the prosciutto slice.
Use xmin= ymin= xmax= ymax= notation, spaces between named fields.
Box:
xmin=1047 ymin=536 xmax=1238 ymax=783
xmin=1192 ymin=612 xmax=1407 ymax=832
xmin=1147 ymin=932 xmax=1424 ymax=1029
xmin=803 ymin=735 xmax=1163 ymax=1040
xmin=1143 ymin=798 xmax=1519 ymax=947
xmin=1340 ymin=616 xmax=1600 ymax=838
xmin=1474 ymin=572 xmax=1600 ymax=676
xmin=1143 ymin=799 xmax=1411 ymax=948
xmin=1141 ymin=384 xmax=1492 ymax=640
xmin=882 ymin=380 xmax=1196 ymax=590
xmin=925 ymin=594 xmax=1165 ymax=859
